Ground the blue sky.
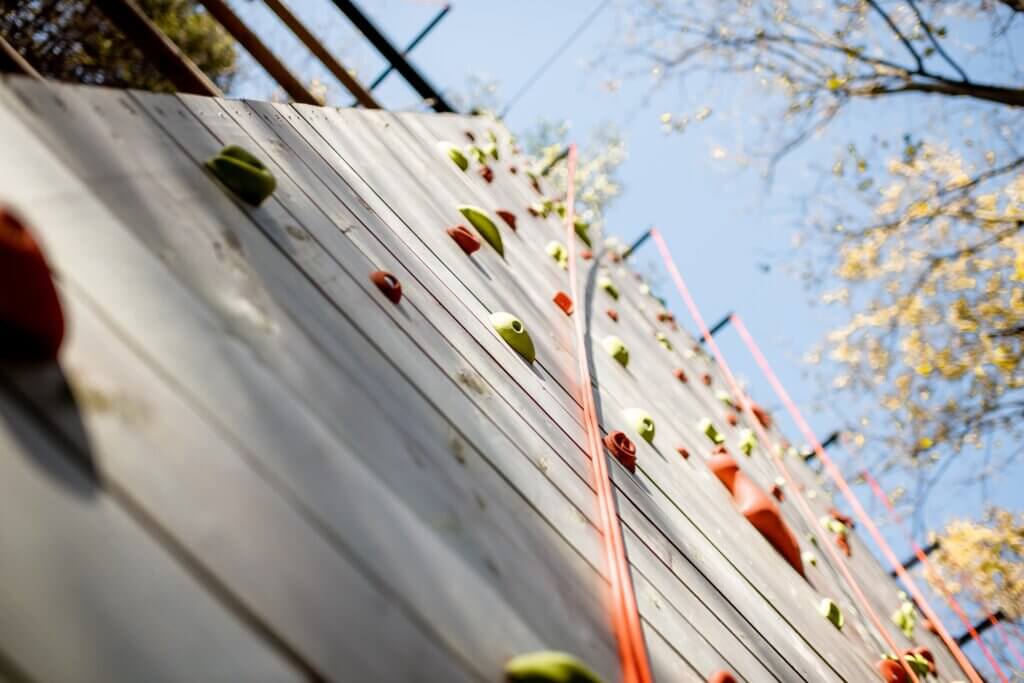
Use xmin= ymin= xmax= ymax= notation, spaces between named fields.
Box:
xmin=224 ymin=0 xmax=1021 ymax=655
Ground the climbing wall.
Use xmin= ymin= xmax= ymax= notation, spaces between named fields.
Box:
xmin=0 ymin=76 xmax=962 ymax=682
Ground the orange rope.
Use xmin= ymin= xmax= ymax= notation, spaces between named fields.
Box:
xmin=649 ymin=228 xmax=921 ymax=683
xmin=851 ymin=448 xmax=1022 ymax=675
xmin=565 ymin=146 xmax=652 ymax=683
xmin=728 ymin=312 xmax=989 ymax=683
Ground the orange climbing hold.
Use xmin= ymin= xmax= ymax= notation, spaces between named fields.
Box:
xmin=479 ymin=165 xmax=494 ymax=183
xmin=553 ymin=291 xmax=574 ymax=316
xmin=369 ymin=270 xmax=402 ymax=304
xmin=581 ymin=249 xmax=593 ymax=260
xmin=676 ymin=447 xmax=690 ymax=460
xmin=877 ymin=658 xmax=909 ymax=683
xmin=702 ymin=373 xmax=712 ymax=386
xmin=770 ymin=484 xmax=785 ymax=502
xmin=707 ymin=672 xmax=737 ymax=683
xmin=606 ymin=309 xmax=619 ymax=322
xmin=496 ymin=210 xmax=517 ymax=231
xmin=447 ymin=225 xmax=482 ymax=255
xmin=604 ymin=430 xmax=637 ymax=473
xmin=0 ymin=207 xmax=65 ymax=361
xmin=673 ymin=368 xmax=688 ymax=383
xmin=726 ymin=413 xmax=738 ymax=426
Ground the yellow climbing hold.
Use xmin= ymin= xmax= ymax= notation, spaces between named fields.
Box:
xmin=205 ymin=145 xmax=277 ymax=206
xmin=491 ymin=312 xmax=536 ymax=363
xmin=624 ymin=408 xmax=655 ymax=443
xmin=819 ymin=598 xmax=844 ymax=630
xmin=505 ymin=651 xmax=604 ymax=683
xmin=700 ymin=418 xmax=725 ymax=444
xmin=439 ymin=142 xmax=469 ymax=171
xmin=458 ymin=205 xmax=504 ymax=256
xmin=602 ymin=336 xmax=629 ymax=368
xmin=546 ymin=241 xmax=569 ymax=270
xmin=598 ymin=276 xmax=619 ymax=300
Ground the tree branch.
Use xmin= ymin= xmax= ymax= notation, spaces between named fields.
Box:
xmin=857 ymin=79 xmax=1024 ymax=107
xmin=866 ymin=0 xmax=924 ymax=72
xmin=905 ymin=0 xmax=969 ymax=82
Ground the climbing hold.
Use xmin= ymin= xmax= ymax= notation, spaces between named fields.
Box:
xmin=509 ymin=165 xmax=518 ymax=175
xmin=496 ymin=210 xmax=517 ymax=231
xmin=458 ymin=205 xmax=504 ymax=256
xmin=602 ymin=336 xmax=629 ymax=368
xmin=483 ymin=142 xmax=499 ymax=161
xmin=528 ymin=202 xmax=550 ymax=218
xmin=574 ymin=218 xmax=592 ymax=247
xmin=606 ymin=309 xmax=618 ymax=322
xmin=0 ymin=208 xmax=65 ymax=361
xmin=715 ymin=390 xmax=735 ymax=407
xmin=464 ymin=131 xmax=476 ymax=142
xmin=700 ymin=418 xmax=725 ymax=444
xmin=546 ymin=241 xmax=569 ymax=270
xmin=725 ymin=412 xmax=739 ymax=427
xmin=707 ymin=672 xmax=737 ymax=683
xmin=447 ymin=225 xmax=482 ymax=255
xmin=702 ymin=373 xmax=713 ymax=386
xmin=638 ymin=283 xmax=650 ymax=296
xmin=673 ymin=368 xmax=688 ymax=383
xmin=479 ymin=165 xmax=495 ymax=183
xmin=467 ymin=145 xmax=487 ymax=165
xmin=819 ymin=598 xmax=844 ymax=630
xmin=655 ymin=332 xmax=672 ymax=350
xmin=624 ymin=408 xmax=655 ymax=444
xmin=603 ymin=430 xmax=637 ymax=473
xmin=739 ymin=429 xmax=757 ymax=456
xmin=505 ymin=650 xmax=604 ymax=683
xmin=876 ymin=658 xmax=908 ymax=683
xmin=528 ymin=172 xmax=542 ymax=194
xmin=553 ymin=291 xmax=574 ymax=316
xmin=581 ymin=249 xmax=593 ymax=260
xmin=205 ymin=145 xmax=276 ymax=206
xmin=439 ymin=142 xmax=469 ymax=171
xmin=656 ymin=311 xmax=675 ymax=323
xmin=910 ymin=647 xmax=936 ymax=675
xmin=770 ymin=483 xmax=784 ymax=502
xmin=676 ymin=446 xmax=690 ymax=460
xmin=751 ymin=402 xmax=773 ymax=428
xmin=491 ymin=312 xmax=536 ymax=363
xmin=369 ymin=271 xmax=402 ymax=304
xmin=891 ymin=594 xmax=917 ymax=639
xmin=598 ymin=276 xmax=619 ymax=300
xmin=802 ymin=550 xmax=818 ymax=567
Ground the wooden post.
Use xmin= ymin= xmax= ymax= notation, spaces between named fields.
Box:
xmin=261 ymin=0 xmax=379 ymax=108
xmin=196 ymin=0 xmax=321 ymax=105
xmin=92 ymin=0 xmax=222 ymax=97
xmin=0 ymin=37 xmax=42 ymax=80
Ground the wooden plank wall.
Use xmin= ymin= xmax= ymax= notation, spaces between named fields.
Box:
xmin=0 ymin=77 xmax=963 ymax=683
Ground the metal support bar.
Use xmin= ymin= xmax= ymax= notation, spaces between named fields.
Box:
xmin=800 ymin=430 xmax=840 ymax=462
xmin=366 ymin=4 xmax=450 ymax=92
xmin=887 ymin=540 xmax=940 ymax=578
xmin=262 ymin=0 xmax=378 ymax=108
xmin=92 ymin=0 xmax=223 ymax=96
xmin=699 ymin=313 xmax=734 ymax=344
xmin=197 ymin=0 xmax=320 ymax=105
xmin=622 ymin=229 xmax=652 ymax=260
xmin=328 ymin=0 xmax=453 ymax=112
xmin=955 ymin=611 xmax=1006 ymax=647
xmin=0 ymin=37 xmax=42 ymax=79
xmin=539 ymin=147 xmax=570 ymax=177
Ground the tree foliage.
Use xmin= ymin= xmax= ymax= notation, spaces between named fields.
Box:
xmin=2 ymin=0 xmax=237 ymax=92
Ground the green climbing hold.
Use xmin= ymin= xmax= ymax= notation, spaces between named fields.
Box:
xmin=821 ymin=516 xmax=849 ymax=537
xmin=439 ymin=142 xmax=469 ymax=171
xmin=546 ymin=241 xmax=569 ymax=270
xmin=602 ymin=336 xmax=629 ymax=368
xmin=656 ymin=332 xmax=673 ymax=350
xmin=467 ymin=145 xmax=488 ymax=165
xmin=205 ymin=145 xmax=276 ymax=206
xmin=598 ymin=276 xmax=619 ymax=300
xmin=458 ymin=205 xmax=504 ymax=256
xmin=491 ymin=312 xmax=536 ymax=363
xmin=715 ymin=390 xmax=735 ymax=407
xmin=802 ymin=551 xmax=818 ymax=567
xmin=505 ymin=650 xmax=604 ymax=683
xmin=484 ymin=142 xmax=499 ymax=161
xmin=624 ymin=408 xmax=655 ymax=443
xmin=819 ymin=598 xmax=844 ymax=630
xmin=574 ymin=218 xmax=592 ymax=247
xmin=700 ymin=418 xmax=725 ymax=444
xmin=891 ymin=593 xmax=917 ymax=638
xmin=739 ymin=429 xmax=757 ymax=456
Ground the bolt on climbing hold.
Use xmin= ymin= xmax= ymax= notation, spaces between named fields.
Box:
xmin=603 ymin=430 xmax=637 ymax=473
xmin=464 ymin=131 xmax=476 ymax=142
xmin=673 ymin=368 xmax=688 ymax=383
xmin=458 ymin=205 xmax=504 ymax=256
xmin=581 ymin=249 xmax=593 ymax=260
xmin=702 ymin=373 xmax=713 ymax=386
xmin=655 ymin=332 xmax=673 ymax=350
xmin=574 ymin=218 xmax=592 ymax=247
xmin=496 ymin=210 xmax=517 ymax=231
xmin=467 ymin=145 xmax=487 ymax=165
xmin=802 ymin=551 xmax=818 ymax=567
xmin=369 ymin=271 xmax=402 ymax=304
xmin=657 ymin=311 xmax=675 ymax=323
xmin=447 ymin=225 xmax=482 ymax=255
xmin=553 ymin=291 xmax=573 ymax=316
xmin=491 ymin=312 xmax=536 ymax=363
xmin=891 ymin=593 xmax=917 ymax=639
xmin=478 ymin=165 xmax=495 ymax=183
xmin=876 ymin=658 xmax=909 ymax=683
xmin=624 ymin=408 xmax=655 ymax=444
xmin=505 ymin=651 xmax=604 ymax=683
xmin=819 ymin=598 xmax=844 ymax=630
xmin=707 ymin=672 xmax=737 ymax=683
xmin=483 ymin=142 xmax=499 ymax=161
xmin=205 ymin=145 xmax=277 ymax=206
xmin=509 ymin=165 xmax=518 ymax=175
xmin=545 ymin=241 xmax=569 ymax=270
xmin=439 ymin=142 xmax=469 ymax=171
xmin=606 ymin=309 xmax=618 ymax=322
xmin=715 ymin=390 xmax=735 ymax=407
xmin=725 ymin=412 xmax=738 ymax=426
xmin=0 ymin=207 xmax=65 ymax=361
xmin=602 ymin=336 xmax=629 ymax=368
xmin=598 ymin=276 xmax=619 ymax=300
xmin=739 ymin=429 xmax=757 ymax=456
xmin=676 ymin=446 xmax=690 ymax=459
xmin=699 ymin=418 xmax=725 ymax=444
xmin=770 ymin=484 xmax=785 ymax=502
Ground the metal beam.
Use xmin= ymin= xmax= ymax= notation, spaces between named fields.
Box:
xmin=955 ymin=611 xmax=1006 ymax=647
xmin=887 ymin=540 xmax=939 ymax=578
xmin=92 ymin=0 xmax=222 ymax=97
xmin=262 ymin=0 xmax=379 ymax=107
xmin=328 ymin=0 xmax=453 ymax=112
xmin=698 ymin=313 xmax=734 ymax=344
xmin=800 ymin=430 xmax=840 ymax=462
xmin=366 ymin=4 xmax=450 ymax=93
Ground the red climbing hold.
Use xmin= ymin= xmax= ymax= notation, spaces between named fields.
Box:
xmin=676 ymin=447 xmax=690 ymax=460
xmin=606 ymin=309 xmax=618 ymax=322
xmin=876 ymin=658 xmax=909 ymax=683
xmin=553 ymin=291 xmax=574 ymax=316
xmin=479 ymin=166 xmax=494 ymax=183
xmin=603 ymin=430 xmax=637 ymax=473
xmin=708 ymin=671 xmax=737 ymax=683
xmin=581 ymin=249 xmax=593 ymax=260
xmin=912 ymin=647 xmax=936 ymax=675
xmin=702 ymin=373 xmax=713 ymax=386
xmin=447 ymin=225 xmax=482 ymax=255
xmin=508 ymin=165 xmax=518 ymax=175
xmin=496 ymin=210 xmax=517 ymax=231
xmin=835 ymin=531 xmax=852 ymax=557
xmin=370 ymin=270 xmax=402 ymax=304
xmin=465 ymin=131 xmax=476 ymax=142
xmin=0 ymin=207 xmax=65 ymax=361
xmin=751 ymin=402 xmax=773 ymax=429
xmin=726 ymin=413 xmax=738 ymax=427
xmin=770 ymin=484 xmax=785 ymax=502
xmin=673 ymin=368 xmax=688 ymax=383
xmin=829 ymin=508 xmax=856 ymax=529
xmin=657 ymin=312 xmax=675 ymax=323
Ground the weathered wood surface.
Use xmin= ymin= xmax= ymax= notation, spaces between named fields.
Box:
xmin=0 ymin=77 xmax=966 ymax=682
